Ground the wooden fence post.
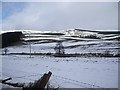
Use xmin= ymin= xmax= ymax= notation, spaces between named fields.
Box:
xmin=1 ymin=71 xmax=52 ymax=90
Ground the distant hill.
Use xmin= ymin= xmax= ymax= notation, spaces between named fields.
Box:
xmin=75 ymin=29 xmax=120 ymax=34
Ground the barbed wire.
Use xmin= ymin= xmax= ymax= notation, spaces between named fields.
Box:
xmin=52 ymin=74 xmax=103 ymax=88
xmin=2 ymin=72 xmax=104 ymax=88
xmin=51 ymin=76 xmax=87 ymax=88
xmin=2 ymin=67 xmax=105 ymax=88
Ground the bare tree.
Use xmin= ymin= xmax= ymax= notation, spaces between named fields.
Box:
xmin=3 ymin=48 xmax=9 ymax=55
xmin=54 ymin=41 xmax=65 ymax=55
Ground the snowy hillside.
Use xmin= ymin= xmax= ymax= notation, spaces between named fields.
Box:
xmin=1 ymin=29 xmax=119 ymax=89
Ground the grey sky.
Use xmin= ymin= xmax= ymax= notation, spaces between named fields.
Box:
xmin=2 ymin=2 xmax=118 ymax=31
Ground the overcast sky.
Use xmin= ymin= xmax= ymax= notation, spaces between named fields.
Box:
xmin=1 ymin=2 xmax=118 ymax=31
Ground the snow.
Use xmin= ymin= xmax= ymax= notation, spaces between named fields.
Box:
xmin=1 ymin=29 xmax=119 ymax=88
xmin=101 ymin=35 xmax=120 ymax=40
xmin=2 ymin=55 xmax=118 ymax=88
xmin=4 ymin=39 xmax=118 ymax=55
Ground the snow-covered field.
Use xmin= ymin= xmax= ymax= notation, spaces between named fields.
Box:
xmin=1 ymin=29 xmax=119 ymax=88
xmin=2 ymin=55 xmax=118 ymax=88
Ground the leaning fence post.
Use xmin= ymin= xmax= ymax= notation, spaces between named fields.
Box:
xmin=32 ymin=71 xmax=52 ymax=88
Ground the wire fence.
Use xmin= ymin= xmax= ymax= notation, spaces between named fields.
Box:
xmin=2 ymin=71 xmax=104 ymax=88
